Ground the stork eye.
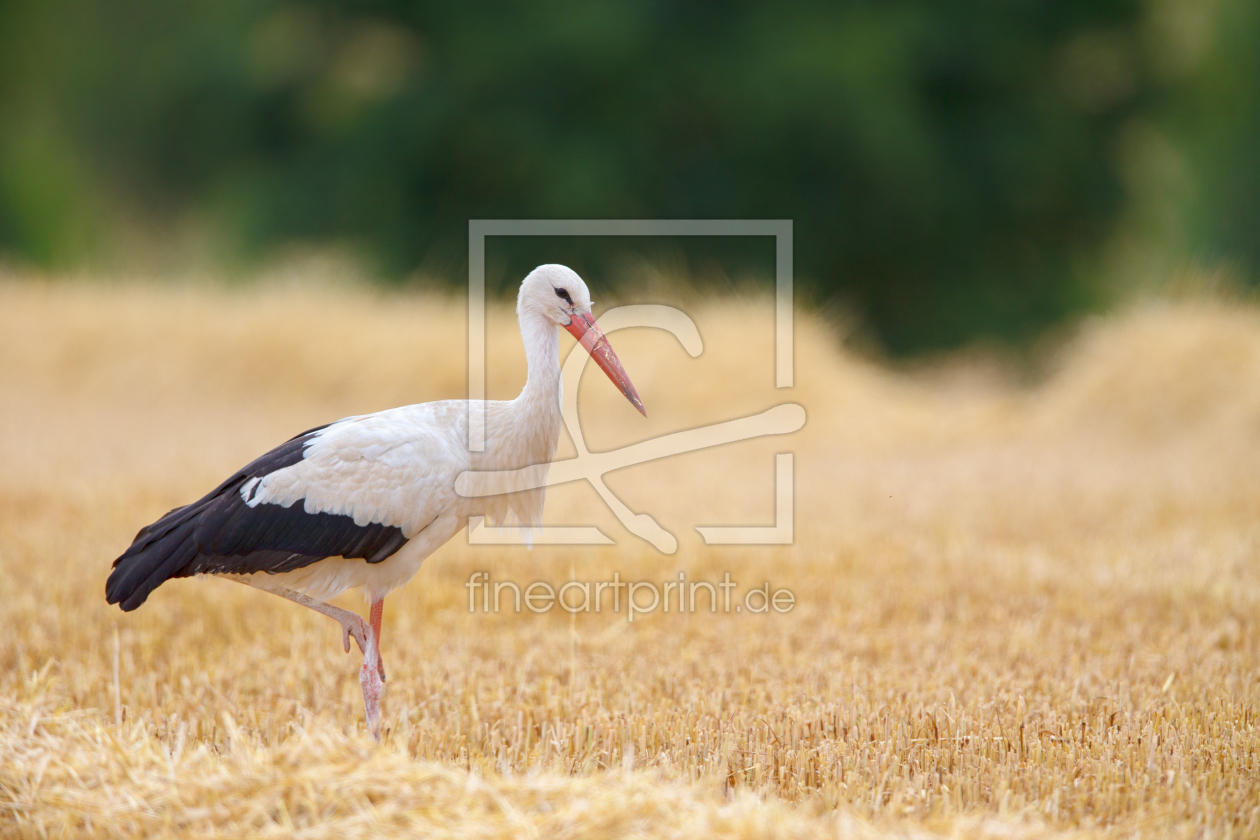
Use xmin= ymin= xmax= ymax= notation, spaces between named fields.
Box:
xmin=554 ymin=287 xmax=573 ymax=304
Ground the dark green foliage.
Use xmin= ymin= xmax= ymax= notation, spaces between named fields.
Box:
xmin=0 ymin=0 xmax=1253 ymax=353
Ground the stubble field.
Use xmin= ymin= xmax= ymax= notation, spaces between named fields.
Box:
xmin=1 ymin=276 xmax=1258 ymax=838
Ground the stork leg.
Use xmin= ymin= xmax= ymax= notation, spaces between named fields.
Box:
xmin=233 ymin=581 xmax=387 ymax=741
xmin=360 ymin=598 xmax=386 ymax=742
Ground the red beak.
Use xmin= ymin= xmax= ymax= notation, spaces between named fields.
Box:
xmin=565 ymin=311 xmax=647 ymax=416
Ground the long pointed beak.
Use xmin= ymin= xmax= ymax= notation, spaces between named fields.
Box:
xmin=565 ymin=311 xmax=647 ymax=416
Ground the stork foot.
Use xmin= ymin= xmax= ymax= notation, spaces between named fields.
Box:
xmin=338 ymin=613 xmax=371 ymax=656
xmin=335 ymin=614 xmax=386 ymax=680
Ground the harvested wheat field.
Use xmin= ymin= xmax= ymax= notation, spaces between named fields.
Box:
xmin=1 ymin=276 xmax=1258 ymax=838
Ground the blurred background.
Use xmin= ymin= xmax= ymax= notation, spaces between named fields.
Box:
xmin=0 ymin=0 xmax=1255 ymax=355
xmin=3 ymin=7 xmax=1260 ymax=832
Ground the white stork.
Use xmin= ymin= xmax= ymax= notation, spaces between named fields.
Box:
xmin=106 ymin=265 xmax=645 ymax=740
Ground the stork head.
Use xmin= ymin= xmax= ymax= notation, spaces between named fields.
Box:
xmin=518 ymin=264 xmax=646 ymax=416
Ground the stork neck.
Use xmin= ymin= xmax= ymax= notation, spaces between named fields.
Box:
xmin=516 ymin=312 xmax=562 ymax=414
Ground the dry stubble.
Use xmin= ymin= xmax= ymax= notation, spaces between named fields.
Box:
xmin=1 ymin=278 xmax=1257 ymax=838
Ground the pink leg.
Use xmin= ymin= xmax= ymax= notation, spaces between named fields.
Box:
xmin=369 ymin=598 xmax=386 ymax=681
xmin=246 ymin=582 xmax=371 ymax=656
xmin=360 ymin=597 xmax=385 ymax=742
xmin=233 ymin=580 xmax=386 ymax=742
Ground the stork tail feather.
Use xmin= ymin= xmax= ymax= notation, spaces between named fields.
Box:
xmin=106 ymin=510 xmax=203 ymax=611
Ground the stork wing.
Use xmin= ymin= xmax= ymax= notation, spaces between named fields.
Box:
xmin=106 ymin=404 xmax=467 ymax=611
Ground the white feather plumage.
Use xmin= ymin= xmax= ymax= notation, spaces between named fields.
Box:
xmin=233 ymin=265 xmax=582 ymax=603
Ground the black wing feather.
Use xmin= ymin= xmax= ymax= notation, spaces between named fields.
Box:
xmin=106 ymin=423 xmax=409 ymax=611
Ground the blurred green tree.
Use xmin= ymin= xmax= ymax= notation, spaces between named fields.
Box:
xmin=0 ymin=0 xmax=1253 ymax=353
